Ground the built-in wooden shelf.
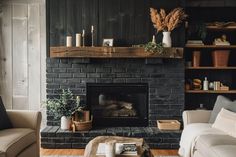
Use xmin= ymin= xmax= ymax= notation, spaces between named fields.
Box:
xmin=206 ymin=26 xmax=236 ymax=31
xmin=185 ymin=66 xmax=236 ymax=70
xmin=186 ymin=90 xmax=236 ymax=94
xmin=185 ymin=45 xmax=236 ymax=49
xmin=50 ymin=46 xmax=184 ymax=59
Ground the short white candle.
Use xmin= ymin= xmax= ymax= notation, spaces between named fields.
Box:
xmin=76 ymin=33 xmax=81 ymax=47
xmin=66 ymin=36 xmax=72 ymax=47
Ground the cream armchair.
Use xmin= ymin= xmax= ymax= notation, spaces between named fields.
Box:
xmin=0 ymin=110 xmax=41 ymax=157
xmin=182 ymin=110 xmax=211 ymax=127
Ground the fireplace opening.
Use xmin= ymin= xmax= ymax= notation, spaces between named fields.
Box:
xmin=87 ymin=83 xmax=148 ymax=127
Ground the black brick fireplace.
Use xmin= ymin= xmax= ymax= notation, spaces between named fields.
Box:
xmin=43 ymin=58 xmax=184 ymax=149
xmin=87 ymin=83 xmax=148 ymax=127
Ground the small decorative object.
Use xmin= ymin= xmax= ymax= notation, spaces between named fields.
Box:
xmin=192 ymin=51 xmax=201 ymax=67
xmin=82 ymin=29 xmax=85 ymax=47
xmin=143 ymin=42 xmax=163 ymax=54
xmin=66 ymin=36 xmax=72 ymax=47
xmin=157 ymin=120 xmax=180 ymax=130
xmin=193 ymin=79 xmax=202 ymax=90
xmin=197 ymin=104 xmax=206 ymax=110
xmin=91 ymin=25 xmax=94 ymax=47
xmin=203 ymin=77 xmax=209 ymax=91
xmin=220 ymin=84 xmax=229 ymax=91
xmin=76 ymin=33 xmax=81 ymax=47
xmin=103 ymin=39 xmax=114 ymax=47
xmin=209 ymin=82 xmax=214 ymax=90
xmin=105 ymin=141 xmax=116 ymax=157
xmin=213 ymin=34 xmax=230 ymax=45
xmin=214 ymin=81 xmax=221 ymax=90
xmin=212 ymin=50 xmax=230 ymax=67
xmin=150 ymin=7 xmax=187 ymax=47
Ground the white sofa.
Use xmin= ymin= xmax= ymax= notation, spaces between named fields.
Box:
xmin=179 ymin=110 xmax=236 ymax=157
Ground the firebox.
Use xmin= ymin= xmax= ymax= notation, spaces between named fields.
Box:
xmin=86 ymin=83 xmax=148 ymax=127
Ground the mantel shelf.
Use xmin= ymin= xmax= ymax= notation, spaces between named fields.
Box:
xmin=186 ymin=90 xmax=236 ymax=94
xmin=185 ymin=45 xmax=236 ymax=49
xmin=50 ymin=46 xmax=183 ymax=59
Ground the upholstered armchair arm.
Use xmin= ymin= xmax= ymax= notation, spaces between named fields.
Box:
xmin=6 ymin=110 xmax=42 ymax=130
xmin=183 ymin=110 xmax=212 ymax=128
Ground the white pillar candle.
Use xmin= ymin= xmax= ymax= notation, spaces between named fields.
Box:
xmin=66 ymin=36 xmax=72 ymax=47
xmin=91 ymin=25 xmax=94 ymax=32
xmin=76 ymin=33 xmax=81 ymax=47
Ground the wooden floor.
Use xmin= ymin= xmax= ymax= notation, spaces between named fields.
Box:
xmin=41 ymin=148 xmax=178 ymax=156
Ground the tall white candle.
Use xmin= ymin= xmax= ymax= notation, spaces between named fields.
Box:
xmin=66 ymin=36 xmax=72 ymax=47
xmin=91 ymin=25 xmax=94 ymax=32
xmin=76 ymin=33 xmax=81 ymax=47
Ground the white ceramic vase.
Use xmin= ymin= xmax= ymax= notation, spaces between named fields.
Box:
xmin=162 ymin=31 xmax=172 ymax=47
xmin=60 ymin=116 xmax=71 ymax=130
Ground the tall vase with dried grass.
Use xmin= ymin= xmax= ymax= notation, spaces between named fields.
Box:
xmin=150 ymin=7 xmax=187 ymax=47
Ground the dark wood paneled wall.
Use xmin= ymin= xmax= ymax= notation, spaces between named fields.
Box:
xmin=47 ymin=0 xmax=185 ymax=50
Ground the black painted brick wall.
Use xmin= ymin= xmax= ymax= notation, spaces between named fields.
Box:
xmin=46 ymin=58 xmax=185 ymax=126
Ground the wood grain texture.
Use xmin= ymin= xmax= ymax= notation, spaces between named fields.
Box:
xmin=0 ymin=3 xmax=13 ymax=109
xmin=50 ymin=46 xmax=184 ymax=59
xmin=12 ymin=3 xmax=29 ymax=109
xmin=40 ymin=148 xmax=178 ymax=156
xmin=1 ymin=0 xmax=46 ymax=111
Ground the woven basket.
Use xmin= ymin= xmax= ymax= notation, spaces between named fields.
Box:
xmin=212 ymin=50 xmax=230 ymax=67
xmin=73 ymin=119 xmax=92 ymax=131
xmin=157 ymin=120 xmax=180 ymax=131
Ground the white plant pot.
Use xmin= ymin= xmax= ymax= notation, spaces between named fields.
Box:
xmin=60 ymin=116 xmax=71 ymax=130
xmin=162 ymin=31 xmax=172 ymax=47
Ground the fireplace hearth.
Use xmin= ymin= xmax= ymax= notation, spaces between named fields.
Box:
xmin=87 ymin=83 xmax=148 ymax=127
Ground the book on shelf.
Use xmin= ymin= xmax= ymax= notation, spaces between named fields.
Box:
xmin=186 ymin=40 xmax=204 ymax=46
xmin=96 ymin=143 xmax=138 ymax=156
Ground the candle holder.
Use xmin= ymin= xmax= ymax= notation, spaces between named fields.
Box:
xmin=82 ymin=36 xmax=85 ymax=47
xmin=91 ymin=31 xmax=94 ymax=47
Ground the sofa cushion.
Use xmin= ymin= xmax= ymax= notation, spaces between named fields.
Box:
xmin=211 ymin=145 xmax=236 ymax=157
xmin=213 ymin=108 xmax=236 ymax=138
xmin=0 ymin=96 xmax=12 ymax=130
xmin=0 ymin=128 xmax=36 ymax=157
xmin=194 ymin=134 xmax=236 ymax=157
xmin=196 ymin=134 xmax=236 ymax=147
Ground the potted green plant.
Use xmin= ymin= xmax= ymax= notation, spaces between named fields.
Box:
xmin=45 ymin=89 xmax=77 ymax=130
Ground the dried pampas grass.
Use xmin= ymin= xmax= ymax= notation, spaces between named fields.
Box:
xmin=150 ymin=7 xmax=187 ymax=32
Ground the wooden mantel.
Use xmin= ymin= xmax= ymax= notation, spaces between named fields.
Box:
xmin=50 ymin=46 xmax=183 ymax=59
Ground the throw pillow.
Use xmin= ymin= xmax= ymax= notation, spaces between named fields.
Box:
xmin=209 ymin=95 xmax=232 ymax=123
xmin=212 ymin=108 xmax=236 ymax=138
xmin=0 ymin=96 xmax=13 ymax=130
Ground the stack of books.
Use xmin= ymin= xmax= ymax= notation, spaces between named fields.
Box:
xmin=96 ymin=143 xmax=138 ymax=156
xmin=186 ymin=40 xmax=204 ymax=46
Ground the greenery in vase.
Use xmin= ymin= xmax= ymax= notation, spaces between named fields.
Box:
xmin=45 ymin=89 xmax=78 ymax=119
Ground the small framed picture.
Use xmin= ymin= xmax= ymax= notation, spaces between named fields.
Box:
xmin=103 ymin=39 xmax=114 ymax=47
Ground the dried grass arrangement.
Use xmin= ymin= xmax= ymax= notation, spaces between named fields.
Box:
xmin=150 ymin=7 xmax=187 ymax=32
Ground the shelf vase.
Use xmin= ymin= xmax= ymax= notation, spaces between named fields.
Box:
xmin=61 ymin=116 xmax=71 ymax=130
xmin=162 ymin=31 xmax=172 ymax=47
xmin=192 ymin=51 xmax=201 ymax=67
xmin=212 ymin=50 xmax=230 ymax=67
